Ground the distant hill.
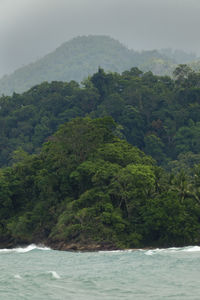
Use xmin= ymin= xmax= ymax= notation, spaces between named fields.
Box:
xmin=0 ymin=35 xmax=197 ymax=95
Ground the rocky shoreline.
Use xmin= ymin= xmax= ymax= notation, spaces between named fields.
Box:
xmin=0 ymin=237 xmax=156 ymax=252
xmin=46 ymin=241 xmax=121 ymax=252
xmin=0 ymin=236 xmax=120 ymax=251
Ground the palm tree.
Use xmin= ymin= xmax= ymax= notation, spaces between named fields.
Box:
xmin=171 ymin=170 xmax=192 ymax=203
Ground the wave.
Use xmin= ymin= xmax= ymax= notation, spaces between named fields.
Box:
xmin=98 ymin=246 xmax=200 ymax=255
xmin=14 ymin=274 xmax=22 ymax=279
xmin=182 ymin=246 xmax=200 ymax=252
xmin=1 ymin=244 xmax=199 ymax=255
xmin=144 ymin=246 xmax=200 ymax=256
xmin=0 ymin=244 xmax=51 ymax=253
xmin=48 ymin=271 xmax=60 ymax=279
xmin=99 ymin=250 xmax=132 ymax=253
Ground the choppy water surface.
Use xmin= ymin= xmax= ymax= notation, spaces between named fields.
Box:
xmin=0 ymin=244 xmax=200 ymax=299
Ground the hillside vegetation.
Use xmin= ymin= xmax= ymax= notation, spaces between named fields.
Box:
xmin=1 ymin=116 xmax=200 ymax=250
xmin=0 ymin=65 xmax=200 ymax=170
xmin=0 ymin=35 xmax=196 ymax=95
xmin=0 ymin=66 xmax=200 ymax=249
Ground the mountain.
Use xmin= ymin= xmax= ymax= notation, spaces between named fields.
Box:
xmin=0 ymin=35 xmax=179 ymax=96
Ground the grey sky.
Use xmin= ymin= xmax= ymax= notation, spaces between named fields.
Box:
xmin=1 ymin=0 xmax=200 ymax=77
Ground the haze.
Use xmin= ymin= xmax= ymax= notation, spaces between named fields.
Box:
xmin=1 ymin=0 xmax=200 ymax=77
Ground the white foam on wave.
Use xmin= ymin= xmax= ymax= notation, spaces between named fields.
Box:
xmin=99 ymin=250 xmax=127 ymax=254
xmin=14 ymin=274 xmax=22 ymax=279
xmin=182 ymin=246 xmax=200 ymax=252
xmin=144 ymin=246 xmax=200 ymax=255
xmin=144 ymin=248 xmax=166 ymax=256
xmin=0 ymin=244 xmax=51 ymax=253
xmin=48 ymin=271 xmax=60 ymax=279
xmin=98 ymin=246 xmax=200 ymax=255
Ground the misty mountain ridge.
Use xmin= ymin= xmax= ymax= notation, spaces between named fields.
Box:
xmin=0 ymin=35 xmax=198 ymax=95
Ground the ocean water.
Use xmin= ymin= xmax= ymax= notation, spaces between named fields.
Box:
xmin=0 ymin=245 xmax=200 ymax=299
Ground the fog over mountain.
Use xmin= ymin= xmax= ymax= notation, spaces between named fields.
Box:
xmin=1 ymin=0 xmax=200 ymax=77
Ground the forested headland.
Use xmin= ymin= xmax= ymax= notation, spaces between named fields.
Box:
xmin=1 ymin=65 xmax=200 ymax=250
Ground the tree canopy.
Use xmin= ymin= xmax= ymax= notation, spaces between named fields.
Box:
xmin=0 ymin=66 xmax=200 ymax=249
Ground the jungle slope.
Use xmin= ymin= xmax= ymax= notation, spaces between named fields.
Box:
xmin=0 ymin=117 xmax=200 ymax=250
xmin=0 ymin=35 xmax=187 ymax=95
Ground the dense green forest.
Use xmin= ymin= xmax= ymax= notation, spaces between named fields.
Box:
xmin=1 ymin=117 xmax=200 ymax=249
xmin=1 ymin=65 xmax=200 ymax=249
xmin=0 ymin=35 xmax=197 ymax=95
xmin=1 ymin=64 xmax=200 ymax=170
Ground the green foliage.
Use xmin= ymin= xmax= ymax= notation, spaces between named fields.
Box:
xmin=1 ymin=65 xmax=200 ymax=168
xmin=144 ymin=134 xmax=166 ymax=165
xmin=142 ymin=192 xmax=200 ymax=246
xmin=0 ymin=35 xmax=185 ymax=96
xmin=0 ymin=117 xmax=159 ymax=247
xmin=1 ymin=63 xmax=200 ymax=249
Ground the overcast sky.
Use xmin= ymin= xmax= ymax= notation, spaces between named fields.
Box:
xmin=1 ymin=0 xmax=200 ymax=77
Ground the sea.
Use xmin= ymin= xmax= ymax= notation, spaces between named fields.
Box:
xmin=0 ymin=244 xmax=200 ymax=299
